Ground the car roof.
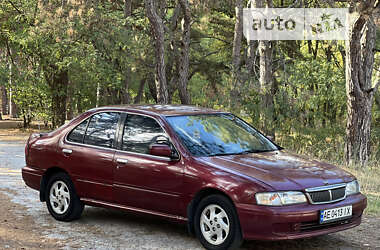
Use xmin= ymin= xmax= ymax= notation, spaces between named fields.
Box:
xmin=88 ymin=104 xmax=227 ymax=116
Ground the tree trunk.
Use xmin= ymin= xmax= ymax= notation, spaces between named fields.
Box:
xmin=168 ymin=71 xmax=178 ymax=104
xmin=258 ymin=0 xmax=275 ymax=138
xmin=122 ymin=0 xmax=132 ymax=104
xmin=134 ymin=78 xmax=146 ymax=104
xmin=122 ymin=69 xmax=132 ymax=104
xmin=375 ymin=91 xmax=380 ymax=112
xmin=145 ymin=0 xmax=169 ymax=104
xmin=66 ymin=80 xmax=74 ymax=120
xmin=166 ymin=4 xmax=181 ymax=103
xmin=1 ymin=86 xmax=8 ymax=115
xmin=124 ymin=0 xmax=132 ymax=18
xmin=45 ymin=68 xmax=68 ymax=128
xmin=52 ymin=70 xmax=68 ymax=127
xmin=232 ymin=0 xmax=243 ymax=78
xmin=148 ymin=78 xmax=158 ymax=103
xmin=248 ymin=0 xmax=275 ymax=138
xmin=259 ymin=40 xmax=275 ymax=138
xmin=246 ymin=41 xmax=257 ymax=79
xmin=177 ymin=0 xmax=191 ymax=104
xmin=95 ymin=82 xmax=100 ymax=107
xmin=9 ymin=92 xmax=17 ymax=118
xmin=8 ymin=62 xmax=17 ymax=118
xmin=231 ymin=0 xmax=244 ymax=106
xmin=345 ymin=14 xmax=378 ymax=166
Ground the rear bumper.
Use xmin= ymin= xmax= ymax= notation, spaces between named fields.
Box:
xmin=236 ymin=193 xmax=367 ymax=241
xmin=22 ymin=166 xmax=44 ymax=191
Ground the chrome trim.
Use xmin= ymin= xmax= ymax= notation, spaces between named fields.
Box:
xmin=305 ymin=183 xmax=346 ymax=192
xmin=64 ymin=139 xmax=116 ymax=152
xmin=63 ymin=110 xmax=181 ymax=162
xmin=62 ymin=148 xmax=73 ymax=154
xmin=116 ymin=158 xmax=129 ymax=164
xmin=305 ymin=183 xmax=347 ymax=205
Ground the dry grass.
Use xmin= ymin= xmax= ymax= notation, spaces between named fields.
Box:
xmin=343 ymin=165 xmax=380 ymax=216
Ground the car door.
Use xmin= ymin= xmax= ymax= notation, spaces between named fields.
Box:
xmin=113 ymin=113 xmax=183 ymax=215
xmin=60 ymin=112 xmax=121 ymax=203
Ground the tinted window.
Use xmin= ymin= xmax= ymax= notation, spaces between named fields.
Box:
xmin=83 ymin=112 xmax=120 ymax=148
xmin=122 ymin=114 xmax=166 ymax=154
xmin=67 ymin=119 xmax=88 ymax=143
xmin=166 ymin=114 xmax=279 ymax=157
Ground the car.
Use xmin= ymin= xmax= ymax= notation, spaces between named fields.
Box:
xmin=22 ymin=105 xmax=367 ymax=250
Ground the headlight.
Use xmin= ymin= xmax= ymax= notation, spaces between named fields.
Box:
xmin=255 ymin=191 xmax=307 ymax=206
xmin=346 ymin=180 xmax=360 ymax=196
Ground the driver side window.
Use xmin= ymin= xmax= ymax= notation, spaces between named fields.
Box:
xmin=122 ymin=114 xmax=166 ymax=154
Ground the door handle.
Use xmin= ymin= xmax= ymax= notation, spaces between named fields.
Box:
xmin=116 ymin=158 xmax=128 ymax=164
xmin=62 ymin=149 xmax=73 ymax=154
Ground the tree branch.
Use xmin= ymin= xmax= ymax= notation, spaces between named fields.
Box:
xmin=6 ymin=0 xmax=22 ymax=14
xmin=5 ymin=39 xmax=15 ymax=66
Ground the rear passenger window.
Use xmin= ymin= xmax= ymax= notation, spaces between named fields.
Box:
xmin=122 ymin=114 xmax=166 ymax=154
xmin=83 ymin=112 xmax=120 ymax=148
xmin=67 ymin=119 xmax=88 ymax=143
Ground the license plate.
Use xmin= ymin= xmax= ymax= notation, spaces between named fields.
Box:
xmin=320 ymin=205 xmax=352 ymax=224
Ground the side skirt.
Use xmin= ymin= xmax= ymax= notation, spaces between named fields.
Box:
xmin=80 ymin=198 xmax=188 ymax=223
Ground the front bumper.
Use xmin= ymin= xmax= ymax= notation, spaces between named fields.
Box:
xmin=236 ymin=193 xmax=367 ymax=240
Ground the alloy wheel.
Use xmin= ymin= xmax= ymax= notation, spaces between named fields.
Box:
xmin=200 ymin=204 xmax=230 ymax=245
xmin=49 ymin=181 xmax=70 ymax=215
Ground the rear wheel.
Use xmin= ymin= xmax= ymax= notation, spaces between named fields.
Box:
xmin=45 ymin=172 xmax=84 ymax=221
xmin=194 ymin=195 xmax=243 ymax=250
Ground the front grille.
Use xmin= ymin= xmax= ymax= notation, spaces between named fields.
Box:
xmin=306 ymin=184 xmax=346 ymax=204
xmin=308 ymin=190 xmax=329 ymax=203
xmin=331 ymin=187 xmax=346 ymax=200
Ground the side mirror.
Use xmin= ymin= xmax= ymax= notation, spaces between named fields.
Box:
xmin=149 ymin=144 xmax=172 ymax=158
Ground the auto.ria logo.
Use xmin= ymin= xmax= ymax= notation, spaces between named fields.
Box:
xmin=243 ymin=8 xmax=348 ymax=40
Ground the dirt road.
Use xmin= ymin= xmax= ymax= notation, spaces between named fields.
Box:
xmin=0 ymin=141 xmax=379 ymax=249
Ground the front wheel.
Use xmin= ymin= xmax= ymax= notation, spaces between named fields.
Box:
xmin=194 ymin=195 xmax=243 ymax=250
xmin=45 ymin=172 xmax=84 ymax=221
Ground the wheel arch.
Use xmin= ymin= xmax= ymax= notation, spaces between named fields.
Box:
xmin=186 ymin=187 xmax=236 ymax=236
xmin=39 ymin=167 xmax=69 ymax=202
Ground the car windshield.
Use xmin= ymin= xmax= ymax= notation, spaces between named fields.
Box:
xmin=166 ymin=114 xmax=279 ymax=157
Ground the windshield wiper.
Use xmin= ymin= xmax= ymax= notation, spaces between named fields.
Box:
xmin=208 ymin=152 xmax=235 ymax=157
xmin=238 ymin=149 xmax=275 ymax=154
xmin=208 ymin=149 xmax=274 ymax=157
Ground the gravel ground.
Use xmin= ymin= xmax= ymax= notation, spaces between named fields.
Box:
xmin=0 ymin=140 xmax=379 ymax=250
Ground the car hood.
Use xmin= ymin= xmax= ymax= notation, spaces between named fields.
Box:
xmin=197 ymin=150 xmax=354 ymax=191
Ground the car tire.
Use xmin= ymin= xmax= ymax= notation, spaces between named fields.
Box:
xmin=45 ymin=172 xmax=84 ymax=222
xmin=194 ymin=194 xmax=243 ymax=250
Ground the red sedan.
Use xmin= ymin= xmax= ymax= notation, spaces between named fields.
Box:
xmin=22 ymin=105 xmax=366 ymax=250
